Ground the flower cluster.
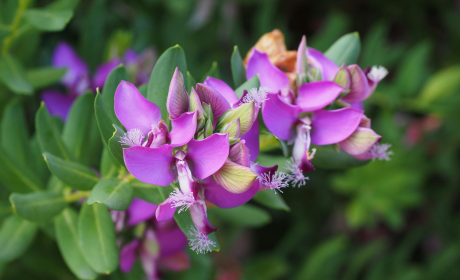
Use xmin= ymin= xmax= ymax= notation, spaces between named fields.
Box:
xmin=115 ymin=30 xmax=391 ymax=255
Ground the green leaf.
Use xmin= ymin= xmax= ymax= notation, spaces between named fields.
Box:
xmin=147 ymin=45 xmax=187 ymax=120
xmin=186 ymin=71 xmax=196 ymax=93
xmin=157 ymin=185 xmax=220 ymax=251
xmin=1 ymin=99 xmax=31 ymax=167
xmin=325 ymin=32 xmax=361 ymax=66
xmin=43 ymin=152 xmax=99 ymax=191
xmin=55 ymin=208 xmax=97 ymax=280
xmin=0 ymin=146 xmax=44 ymax=193
xmin=95 ymin=91 xmax=119 ymax=145
xmin=311 ymin=145 xmax=369 ymax=169
xmin=25 ymin=67 xmax=66 ymax=90
xmin=23 ymin=9 xmax=73 ymax=31
xmin=231 ymin=46 xmax=246 ymax=88
xmin=253 ymin=190 xmax=290 ymax=211
xmin=138 ymin=83 xmax=148 ymax=97
xmin=0 ymin=53 xmax=32 ymax=95
xmin=36 ymin=103 xmax=74 ymax=161
xmin=47 ymin=0 xmax=81 ymax=11
xmin=131 ymin=180 xmax=163 ymax=204
xmin=209 ymin=204 xmax=271 ymax=227
xmin=10 ymin=191 xmax=67 ymax=222
xmin=78 ymin=202 xmax=118 ymax=274
xmin=87 ymin=178 xmax=133 ymax=211
xmin=418 ymin=65 xmax=460 ymax=106
xmin=234 ymin=74 xmax=260 ymax=98
xmin=101 ymin=65 xmax=127 ymax=128
xmin=201 ymin=61 xmax=220 ymax=82
xmin=343 ymin=240 xmax=386 ymax=280
xmin=108 ymin=124 xmax=126 ymax=167
xmin=260 ymin=131 xmax=289 ymax=157
xmin=245 ymin=255 xmax=290 ymax=280
xmin=62 ymin=93 xmax=94 ymax=162
xmin=100 ymin=146 xmax=120 ymax=178
xmin=0 ymin=215 xmax=38 ymax=262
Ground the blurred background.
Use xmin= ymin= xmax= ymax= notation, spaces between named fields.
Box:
xmin=1 ymin=0 xmax=460 ymax=279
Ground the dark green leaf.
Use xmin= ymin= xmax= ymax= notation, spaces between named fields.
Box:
xmin=231 ymin=46 xmax=246 ymax=88
xmin=201 ymin=61 xmax=220 ymax=82
xmin=186 ymin=71 xmax=196 ymax=93
xmin=29 ymin=136 xmax=50 ymax=184
xmin=253 ymin=190 xmax=290 ymax=211
xmin=55 ymin=208 xmax=97 ymax=280
xmin=23 ymin=9 xmax=73 ymax=31
xmin=47 ymin=0 xmax=81 ymax=11
xmin=0 ymin=215 xmax=38 ymax=262
xmin=10 ymin=191 xmax=67 ymax=222
xmin=87 ymin=178 xmax=133 ymax=211
xmin=100 ymin=146 xmax=120 ymax=178
xmin=36 ymin=103 xmax=74 ymax=161
xmin=131 ymin=179 xmax=163 ymax=204
xmin=325 ymin=32 xmax=361 ymax=66
xmin=245 ymin=255 xmax=290 ymax=280
xmin=95 ymin=91 xmax=119 ymax=145
xmin=209 ymin=204 xmax=271 ymax=227
xmin=62 ymin=93 xmax=94 ymax=162
xmin=108 ymin=124 xmax=126 ymax=167
xmin=234 ymin=74 xmax=260 ymax=98
xmin=0 ymin=53 xmax=32 ymax=95
xmin=78 ymin=202 xmax=118 ymax=274
xmin=147 ymin=45 xmax=187 ymax=120
xmin=101 ymin=65 xmax=127 ymax=128
xmin=43 ymin=152 xmax=99 ymax=191
xmin=312 ymin=145 xmax=369 ymax=169
xmin=25 ymin=67 xmax=66 ymax=90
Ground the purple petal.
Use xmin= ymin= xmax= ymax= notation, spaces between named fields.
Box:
xmin=203 ymin=177 xmax=259 ymax=208
xmin=155 ymin=198 xmax=177 ymax=222
xmin=195 ymin=83 xmax=231 ymax=121
xmin=296 ymin=81 xmax=343 ymax=111
xmin=251 ymin=163 xmax=278 ymax=177
xmin=204 ymin=77 xmax=238 ymax=105
xmin=246 ymin=49 xmax=289 ymax=93
xmin=115 ymin=81 xmax=162 ymax=135
xmin=240 ymin=120 xmax=259 ymax=161
xmin=126 ymin=198 xmax=158 ymax=227
xmin=186 ymin=133 xmax=229 ymax=180
xmin=168 ymin=111 xmax=197 ymax=147
xmin=157 ymin=226 xmax=188 ymax=257
xmin=52 ymin=42 xmax=90 ymax=94
xmin=262 ymin=93 xmax=301 ymax=141
xmin=140 ymin=229 xmax=159 ymax=280
xmin=228 ymin=141 xmax=250 ymax=168
xmin=124 ymin=145 xmax=175 ymax=186
xmin=93 ymin=59 xmax=120 ymax=90
xmin=351 ymin=102 xmax=364 ymax=111
xmin=158 ymin=251 xmax=190 ymax=271
xmin=338 ymin=127 xmax=381 ymax=156
xmin=167 ymin=68 xmax=189 ymax=119
xmin=307 ymin=47 xmax=339 ymax=81
xmin=41 ymin=90 xmax=75 ymax=121
xmin=311 ymin=108 xmax=364 ymax=145
xmin=190 ymin=200 xmax=217 ymax=234
xmin=340 ymin=65 xmax=370 ymax=104
xmin=120 ymin=239 xmax=140 ymax=273
xmin=124 ymin=49 xmax=138 ymax=65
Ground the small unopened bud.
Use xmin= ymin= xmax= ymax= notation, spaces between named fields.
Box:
xmin=334 ymin=63 xmax=350 ymax=91
xmin=204 ymin=118 xmax=213 ymax=138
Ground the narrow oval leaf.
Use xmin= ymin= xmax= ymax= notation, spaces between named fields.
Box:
xmin=0 ymin=54 xmax=33 ymax=95
xmin=147 ymin=45 xmax=187 ymax=120
xmin=101 ymin=65 xmax=127 ymax=128
xmin=95 ymin=91 xmax=119 ymax=145
xmin=231 ymin=46 xmax=246 ymax=88
xmin=131 ymin=179 xmax=163 ymax=205
xmin=186 ymin=71 xmax=197 ymax=93
xmin=24 ymin=9 xmax=73 ymax=31
xmin=55 ymin=208 xmax=98 ymax=280
xmin=44 ymin=152 xmax=99 ymax=191
xmin=100 ymin=146 xmax=120 ymax=178
xmin=87 ymin=178 xmax=133 ymax=211
xmin=201 ymin=61 xmax=220 ymax=82
xmin=418 ymin=65 xmax=460 ymax=106
xmin=325 ymin=32 xmax=361 ymax=66
xmin=25 ymin=67 xmax=66 ymax=89
xmin=253 ymin=190 xmax=290 ymax=211
xmin=36 ymin=103 xmax=74 ymax=161
xmin=234 ymin=74 xmax=260 ymax=98
xmin=108 ymin=124 xmax=126 ymax=167
xmin=0 ymin=215 xmax=38 ymax=262
xmin=78 ymin=202 xmax=119 ymax=274
xmin=209 ymin=204 xmax=271 ymax=227
xmin=10 ymin=191 xmax=67 ymax=222
xmin=62 ymin=93 xmax=94 ymax=162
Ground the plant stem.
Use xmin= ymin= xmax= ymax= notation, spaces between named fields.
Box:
xmin=1 ymin=0 xmax=30 ymax=55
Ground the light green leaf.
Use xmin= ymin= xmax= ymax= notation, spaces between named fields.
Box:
xmin=55 ymin=208 xmax=97 ymax=280
xmin=418 ymin=65 xmax=460 ymax=106
xmin=10 ymin=191 xmax=67 ymax=222
xmin=147 ymin=45 xmax=187 ymax=120
xmin=209 ymin=204 xmax=271 ymax=227
xmin=43 ymin=152 xmax=99 ymax=191
xmin=325 ymin=32 xmax=361 ymax=66
xmin=234 ymin=74 xmax=260 ymax=98
xmin=231 ymin=46 xmax=246 ymax=88
xmin=108 ymin=124 xmax=126 ymax=167
xmin=24 ymin=9 xmax=73 ymax=31
xmin=0 ymin=215 xmax=38 ymax=262
xmin=78 ymin=202 xmax=118 ymax=274
xmin=253 ymin=190 xmax=290 ymax=211
xmin=25 ymin=67 xmax=66 ymax=90
xmin=0 ymin=53 xmax=32 ymax=95
xmin=87 ymin=178 xmax=133 ymax=211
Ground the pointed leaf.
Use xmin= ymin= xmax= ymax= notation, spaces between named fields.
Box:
xmin=55 ymin=208 xmax=98 ymax=279
xmin=10 ymin=191 xmax=67 ymax=222
xmin=79 ymin=202 xmax=119 ymax=274
xmin=0 ymin=215 xmax=38 ymax=262
xmin=325 ymin=32 xmax=361 ymax=66
xmin=87 ymin=178 xmax=133 ymax=211
xmin=108 ymin=124 xmax=126 ymax=167
xmin=0 ymin=53 xmax=32 ymax=95
xmin=23 ymin=9 xmax=73 ymax=31
xmin=25 ymin=67 xmax=66 ymax=90
xmin=101 ymin=64 xmax=127 ymax=128
xmin=234 ymin=74 xmax=260 ymax=99
xmin=253 ymin=190 xmax=290 ymax=211
xmin=201 ymin=61 xmax=220 ymax=82
xmin=209 ymin=204 xmax=271 ymax=227
xmin=186 ymin=71 xmax=196 ymax=93
xmin=231 ymin=46 xmax=246 ymax=88
xmin=95 ymin=90 xmax=119 ymax=145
